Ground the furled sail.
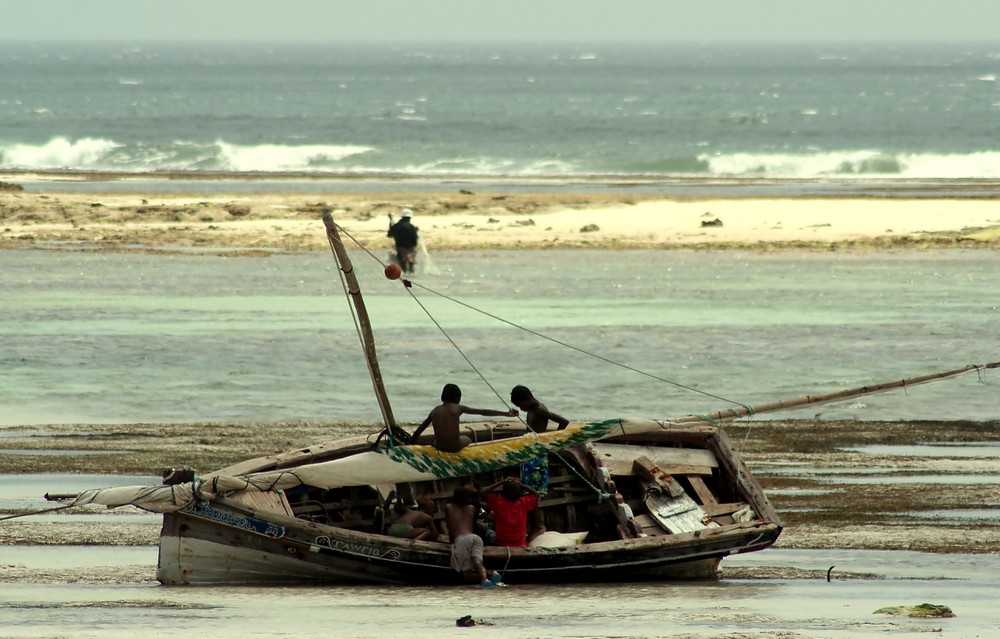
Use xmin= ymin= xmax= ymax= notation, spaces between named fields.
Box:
xmin=54 ymin=360 xmax=997 ymax=514
xmin=57 ymin=418 xmax=640 ymax=513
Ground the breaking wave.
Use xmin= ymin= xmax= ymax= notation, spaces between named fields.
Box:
xmin=701 ymin=150 xmax=1000 ymax=179
xmin=2 ymin=137 xmax=999 ymax=179
xmin=0 ymin=137 xmax=374 ymax=173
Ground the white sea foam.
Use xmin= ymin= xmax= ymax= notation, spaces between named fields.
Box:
xmin=215 ymin=141 xmax=374 ymax=172
xmin=3 ymin=137 xmax=999 ymax=179
xmin=897 ymin=151 xmax=1000 ymax=179
xmin=3 ymin=42 xmax=999 ymax=183
xmin=703 ymin=150 xmax=1000 ymax=179
xmin=2 ymin=136 xmax=119 ymax=169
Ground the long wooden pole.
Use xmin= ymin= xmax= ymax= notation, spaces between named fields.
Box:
xmin=673 ymin=361 xmax=1000 ymax=425
xmin=323 ymin=212 xmax=396 ymax=431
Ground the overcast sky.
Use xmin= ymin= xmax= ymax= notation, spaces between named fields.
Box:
xmin=7 ymin=0 xmax=1000 ymax=43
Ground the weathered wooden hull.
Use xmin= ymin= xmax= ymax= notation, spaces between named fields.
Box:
xmin=156 ymin=497 xmax=780 ymax=585
xmin=155 ymin=422 xmax=783 ymax=585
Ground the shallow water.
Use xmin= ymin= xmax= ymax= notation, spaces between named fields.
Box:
xmin=0 ymin=449 xmax=134 ymax=456
xmin=0 ymin=473 xmax=161 ymax=511
xmin=1 ymin=546 xmax=996 ymax=639
xmin=759 ymin=464 xmax=1000 ymax=484
xmin=3 ymin=247 xmax=997 ymax=637
xmin=845 ymin=443 xmax=1000 ymax=457
xmin=911 ymin=509 xmax=1000 ymax=524
xmin=3 ymin=248 xmax=997 ymax=427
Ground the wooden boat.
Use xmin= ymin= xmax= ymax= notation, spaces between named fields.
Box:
xmin=155 ymin=419 xmax=779 ymax=584
xmin=54 ymin=213 xmax=998 ymax=586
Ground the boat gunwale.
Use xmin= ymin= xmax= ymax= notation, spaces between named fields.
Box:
xmin=172 ymin=495 xmax=781 ymax=557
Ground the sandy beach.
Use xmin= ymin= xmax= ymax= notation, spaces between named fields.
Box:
xmin=2 ymin=187 xmax=999 ymax=252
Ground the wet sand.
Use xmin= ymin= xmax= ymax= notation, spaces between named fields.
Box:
xmin=2 ymin=418 xmax=998 ymax=585
xmin=2 ymin=189 xmax=1000 ymax=252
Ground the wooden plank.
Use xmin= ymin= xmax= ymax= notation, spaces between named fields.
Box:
xmin=537 ymin=494 xmax=598 ymax=508
xmin=632 ymin=458 xmax=685 ymax=498
xmin=643 ymin=486 xmax=713 ymax=534
xmin=702 ymin=502 xmax=749 ymax=517
xmin=687 ymin=476 xmax=719 ymax=506
xmin=646 ymin=464 xmax=713 ymax=476
xmin=632 ymin=513 xmax=666 ymax=536
xmin=228 ymin=489 xmax=294 ymax=518
xmin=631 ymin=456 xmax=719 ymax=535
xmin=566 ymin=501 xmax=577 ymax=530
xmin=592 ymin=443 xmax=717 ymax=477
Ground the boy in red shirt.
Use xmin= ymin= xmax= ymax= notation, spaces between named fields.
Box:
xmin=484 ymin=478 xmax=543 ymax=547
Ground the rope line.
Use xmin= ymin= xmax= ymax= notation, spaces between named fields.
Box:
xmin=327 ymin=225 xmax=406 ymax=445
xmin=335 ymin=221 xmax=522 ymax=421
xmin=0 ymin=504 xmax=73 ymax=522
xmin=407 ymin=280 xmax=750 ymax=408
xmin=401 ymin=283 xmax=514 ymax=414
xmin=332 ymin=221 xmax=748 ymax=413
xmin=327 ymin=231 xmax=369 ymax=384
xmin=734 ymin=415 xmax=757 ymax=488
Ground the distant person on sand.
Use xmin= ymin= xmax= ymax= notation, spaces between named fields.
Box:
xmin=387 ymin=209 xmax=419 ymax=273
xmin=411 ymin=383 xmax=518 ymax=453
xmin=387 ymin=495 xmax=440 ymax=541
xmin=510 ymin=385 xmax=569 ymax=494
xmin=446 ymin=485 xmax=502 ymax=587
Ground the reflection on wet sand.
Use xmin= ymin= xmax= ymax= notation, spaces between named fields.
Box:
xmin=1 ymin=547 xmax=997 ymax=639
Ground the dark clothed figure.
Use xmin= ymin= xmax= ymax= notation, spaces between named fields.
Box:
xmin=387 ymin=210 xmax=419 ymax=273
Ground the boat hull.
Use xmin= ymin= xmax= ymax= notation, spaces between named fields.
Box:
xmin=157 ymin=499 xmax=780 ymax=585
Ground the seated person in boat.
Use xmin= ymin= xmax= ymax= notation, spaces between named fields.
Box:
xmin=411 ymin=383 xmax=518 ymax=453
xmin=463 ymin=481 xmax=496 ymax=545
xmin=387 ymin=495 xmax=440 ymax=541
xmin=484 ymin=478 xmax=544 ymax=547
xmin=446 ymin=485 xmax=501 ymax=586
xmin=510 ymin=385 xmax=569 ymax=494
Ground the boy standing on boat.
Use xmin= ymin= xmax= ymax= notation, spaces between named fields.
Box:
xmin=411 ymin=383 xmax=517 ymax=453
xmin=510 ymin=385 xmax=569 ymax=494
xmin=509 ymin=385 xmax=569 ymax=433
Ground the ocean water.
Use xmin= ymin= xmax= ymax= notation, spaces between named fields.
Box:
xmin=2 ymin=247 xmax=996 ymax=427
xmin=1 ymin=41 xmax=999 ymax=180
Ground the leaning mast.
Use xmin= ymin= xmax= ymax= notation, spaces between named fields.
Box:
xmin=322 ymin=212 xmax=397 ymax=431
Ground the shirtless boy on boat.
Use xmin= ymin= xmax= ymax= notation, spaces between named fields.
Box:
xmin=509 ymin=385 xmax=569 ymax=433
xmin=411 ymin=383 xmax=517 ymax=452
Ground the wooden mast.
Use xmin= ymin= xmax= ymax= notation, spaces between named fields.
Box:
xmin=322 ymin=212 xmax=396 ymax=431
xmin=673 ymin=361 xmax=1000 ymax=425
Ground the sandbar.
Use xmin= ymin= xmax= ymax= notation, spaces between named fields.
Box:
xmin=2 ymin=189 xmax=999 ymax=252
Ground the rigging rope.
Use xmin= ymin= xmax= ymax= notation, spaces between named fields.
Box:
xmin=0 ymin=504 xmax=73 ymax=522
xmin=402 ymin=284 xmax=511 ymax=412
xmin=332 ymin=221 xmax=748 ymax=415
xmin=327 ymin=231 xmax=370 ymax=385
xmin=405 ymin=280 xmax=748 ymax=410
xmin=334 ymin=223 xmax=519 ymax=422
